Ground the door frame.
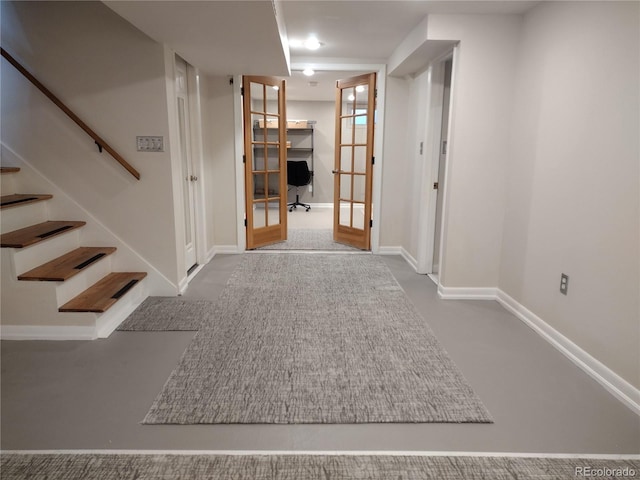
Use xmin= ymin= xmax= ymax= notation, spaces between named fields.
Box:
xmin=232 ymin=63 xmax=387 ymax=253
xmin=416 ymin=47 xmax=458 ymax=279
xmin=175 ymin=55 xmax=198 ymax=272
xmin=166 ymin=48 xmax=207 ymax=292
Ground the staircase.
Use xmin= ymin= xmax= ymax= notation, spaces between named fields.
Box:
xmin=1 ymin=166 xmax=147 ymax=339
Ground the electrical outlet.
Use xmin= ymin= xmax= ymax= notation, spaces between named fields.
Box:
xmin=560 ymin=273 xmax=569 ymax=295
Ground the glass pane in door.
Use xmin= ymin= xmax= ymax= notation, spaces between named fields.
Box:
xmin=339 ymin=201 xmax=351 ymax=226
xmin=353 ymin=146 xmax=367 ymax=173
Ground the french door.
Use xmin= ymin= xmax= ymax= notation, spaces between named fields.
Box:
xmin=333 ymin=72 xmax=376 ymax=250
xmin=243 ymin=76 xmax=288 ymax=249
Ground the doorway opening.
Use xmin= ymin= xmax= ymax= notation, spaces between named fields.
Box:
xmin=175 ymin=54 xmax=199 ymax=276
xmin=414 ymin=49 xmax=456 ymax=282
xmin=431 ymin=58 xmax=453 ymax=281
xmin=241 ymin=68 xmax=382 ymax=252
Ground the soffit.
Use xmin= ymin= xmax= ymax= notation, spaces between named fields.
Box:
xmin=103 ymin=1 xmax=290 ymax=76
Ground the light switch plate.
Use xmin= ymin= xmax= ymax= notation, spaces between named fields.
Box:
xmin=560 ymin=273 xmax=569 ymax=295
xmin=137 ymin=136 xmax=164 ymax=152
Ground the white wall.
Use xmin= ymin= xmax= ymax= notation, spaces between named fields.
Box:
xmin=500 ymin=1 xmax=640 ymax=387
xmin=200 ymin=75 xmax=237 ymax=248
xmin=379 ymin=76 xmax=411 ymax=248
xmin=427 ymin=14 xmax=521 ymax=287
xmin=1 ymin=1 xmax=181 ymax=287
xmin=286 ymin=101 xmax=334 ymax=204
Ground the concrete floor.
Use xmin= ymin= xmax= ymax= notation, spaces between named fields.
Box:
xmin=1 ymin=253 xmax=638 ymax=453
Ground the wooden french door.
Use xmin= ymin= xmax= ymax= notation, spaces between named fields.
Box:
xmin=333 ymin=72 xmax=376 ymax=250
xmin=243 ymin=76 xmax=288 ymax=249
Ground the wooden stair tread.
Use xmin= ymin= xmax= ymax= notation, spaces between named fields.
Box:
xmin=1 ymin=221 xmax=86 ymax=248
xmin=0 ymin=167 xmax=20 ymax=174
xmin=59 ymin=272 xmax=147 ymax=313
xmin=18 ymin=247 xmax=117 ymax=281
xmin=1 ymin=194 xmax=53 ymax=209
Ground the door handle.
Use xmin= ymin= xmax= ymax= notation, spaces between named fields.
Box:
xmin=331 ymin=170 xmax=342 ymax=174
xmin=190 ymin=175 xmax=198 ymax=182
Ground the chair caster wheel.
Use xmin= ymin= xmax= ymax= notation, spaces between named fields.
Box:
xmin=305 ymin=207 xmax=311 ymax=212
xmin=289 ymin=208 xmax=293 ymax=212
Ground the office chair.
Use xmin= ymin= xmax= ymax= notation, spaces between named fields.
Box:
xmin=287 ymin=161 xmax=312 ymax=212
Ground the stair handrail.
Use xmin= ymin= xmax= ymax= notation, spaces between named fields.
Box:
xmin=1 ymin=48 xmax=141 ymax=180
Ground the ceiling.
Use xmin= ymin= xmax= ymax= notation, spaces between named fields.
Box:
xmin=282 ymin=1 xmax=536 ymax=62
xmin=104 ymin=0 xmax=538 ymax=89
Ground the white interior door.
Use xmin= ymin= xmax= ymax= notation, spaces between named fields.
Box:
xmin=432 ymin=59 xmax=452 ymax=274
xmin=175 ymin=55 xmax=198 ymax=272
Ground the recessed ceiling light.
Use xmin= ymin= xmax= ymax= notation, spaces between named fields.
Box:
xmin=348 ymin=94 xmax=355 ymax=101
xmin=355 ymin=85 xmax=365 ymax=93
xmin=303 ymin=68 xmax=315 ymax=76
xmin=304 ymin=36 xmax=321 ymax=50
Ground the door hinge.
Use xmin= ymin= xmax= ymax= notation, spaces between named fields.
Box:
xmin=240 ymin=87 xmax=244 ymax=96
xmin=370 ymin=219 xmax=373 ymax=228
xmin=243 ymin=154 xmax=246 ymax=163
xmin=433 ymin=182 xmax=439 ymax=190
xmin=374 ymin=88 xmax=378 ymax=98
xmin=244 ymin=218 xmax=247 ymax=227
xmin=371 ymin=156 xmax=375 ymax=165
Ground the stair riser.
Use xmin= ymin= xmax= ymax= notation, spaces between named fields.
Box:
xmin=1 ymin=202 xmax=49 ymax=234
xmin=95 ymin=277 xmax=147 ymax=337
xmin=1 ymin=173 xmax=15 ymax=195
xmin=1 ymin=251 xmax=96 ymax=329
xmin=55 ymin=258 xmax=112 ymax=307
xmin=13 ymin=230 xmax=81 ymax=275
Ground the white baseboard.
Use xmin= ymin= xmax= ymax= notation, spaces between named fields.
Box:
xmin=305 ymin=203 xmax=333 ymax=208
xmin=178 ymin=276 xmax=189 ymax=295
xmin=438 ymin=286 xmax=498 ymax=300
xmin=3 ymin=449 xmax=639 ymax=459
xmin=213 ymin=245 xmax=243 ymax=254
xmin=377 ymin=246 xmax=402 ymax=255
xmin=377 ymin=247 xmax=418 ymax=273
xmin=435 ymin=285 xmax=640 ymax=414
xmin=0 ymin=325 xmax=97 ymax=341
xmin=206 ymin=246 xmax=217 ymax=263
xmin=496 ymin=290 xmax=640 ymax=416
xmin=401 ymin=248 xmax=418 ymax=271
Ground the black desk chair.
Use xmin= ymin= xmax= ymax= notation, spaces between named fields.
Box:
xmin=287 ymin=161 xmax=312 ymax=212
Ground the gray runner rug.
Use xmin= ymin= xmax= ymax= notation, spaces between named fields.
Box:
xmin=143 ymin=254 xmax=492 ymax=424
xmin=117 ymin=297 xmax=215 ymax=331
xmin=258 ymin=228 xmax=360 ymax=251
xmin=3 ymin=453 xmax=638 ymax=479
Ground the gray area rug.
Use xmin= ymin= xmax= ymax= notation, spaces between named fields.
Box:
xmin=143 ymin=254 xmax=492 ymax=424
xmin=117 ymin=297 xmax=216 ymax=331
xmin=2 ymin=453 xmax=639 ymax=479
xmin=258 ymin=228 xmax=360 ymax=251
